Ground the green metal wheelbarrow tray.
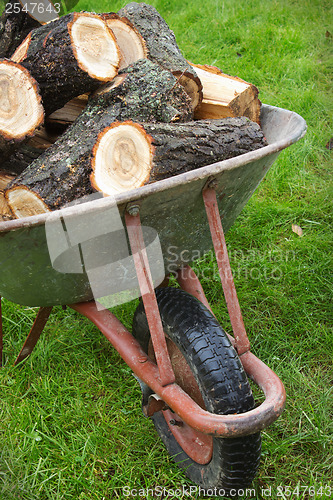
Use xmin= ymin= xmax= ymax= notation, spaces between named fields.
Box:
xmin=0 ymin=104 xmax=306 ymax=491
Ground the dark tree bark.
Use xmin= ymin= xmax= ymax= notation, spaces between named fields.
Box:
xmin=0 ymin=0 xmax=40 ymax=58
xmin=117 ymin=2 xmax=202 ymax=109
xmin=0 ymin=143 xmax=42 ymax=175
xmin=5 ymin=59 xmax=193 ymax=217
xmin=11 ymin=12 xmax=120 ymax=115
xmin=142 ymin=117 xmax=267 ymax=181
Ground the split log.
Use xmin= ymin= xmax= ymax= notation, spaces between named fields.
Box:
xmin=45 ymin=94 xmax=88 ymax=132
xmin=5 ymin=59 xmax=193 ymax=217
xmin=117 ymin=2 xmax=202 ymax=109
xmin=101 ymin=13 xmax=147 ymax=70
xmin=191 ymin=63 xmax=261 ymax=124
xmin=91 ymin=117 xmax=267 ymax=193
xmin=0 ymin=171 xmax=15 ymax=191
xmin=28 ymin=125 xmax=59 ymax=150
xmin=0 ymin=0 xmax=40 ymax=59
xmin=11 ymin=12 xmax=120 ymax=115
xmin=0 ymin=192 xmax=13 ymax=220
xmin=0 ymin=60 xmax=44 ymax=159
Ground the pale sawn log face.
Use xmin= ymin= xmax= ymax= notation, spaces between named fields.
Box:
xmin=91 ymin=121 xmax=153 ymax=195
xmin=117 ymin=2 xmax=202 ymax=109
xmin=11 ymin=12 xmax=120 ymax=116
xmin=5 ymin=59 xmax=193 ymax=217
xmin=0 ymin=172 xmax=15 ymax=220
xmin=0 ymin=60 xmax=44 ymax=160
xmin=101 ymin=13 xmax=148 ymax=70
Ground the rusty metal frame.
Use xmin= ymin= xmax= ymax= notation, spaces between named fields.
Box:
xmin=125 ymin=211 xmax=175 ymax=387
xmin=0 ymin=301 xmax=52 ymax=367
xmin=14 ymin=307 xmax=53 ymax=365
xmin=70 ymin=299 xmax=286 ymax=437
xmin=202 ymin=185 xmax=250 ymax=355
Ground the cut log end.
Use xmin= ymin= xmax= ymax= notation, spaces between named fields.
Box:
xmin=103 ymin=14 xmax=147 ymax=70
xmin=6 ymin=186 xmax=50 ymax=218
xmin=0 ymin=173 xmax=15 ymax=220
xmin=91 ymin=74 xmax=128 ymax=97
xmin=0 ymin=61 xmax=44 ymax=140
xmin=0 ymin=192 xmax=14 ymax=220
xmin=70 ymin=13 xmax=120 ymax=81
xmin=11 ymin=33 xmax=31 ymax=63
xmin=173 ymin=71 xmax=203 ymax=110
xmin=91 ymin=122 xmax=153 ymax=195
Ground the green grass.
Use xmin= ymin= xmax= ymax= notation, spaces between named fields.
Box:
xmin=1 ymin=0 xmax=332 ymax=499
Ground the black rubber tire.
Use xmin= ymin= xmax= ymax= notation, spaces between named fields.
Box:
xmin=132 ymin=287 xmax=261 ymax=494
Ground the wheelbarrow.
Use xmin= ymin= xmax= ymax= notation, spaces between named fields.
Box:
xmin=0 ymin=104 xmax=306 ymax=493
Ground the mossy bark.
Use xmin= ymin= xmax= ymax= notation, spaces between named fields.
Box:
xmin=117 ymin=3 xmax=202 ymax=107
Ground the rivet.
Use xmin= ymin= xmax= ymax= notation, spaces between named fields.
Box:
xmin=127 ymin=204 xmax=140 ymax=216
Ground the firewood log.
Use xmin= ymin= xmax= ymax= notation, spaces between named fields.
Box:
xmin=117 ymin=2 xmax=202 ymax=109
xmin=91 ymin=117 xmax=267 ymax=193
xmin=191 ymin=63 xmax=261 ymax=124
xmin=0 ymin=0 xmax=40 ymax=59
xmin=101 ymin=13 xmax=148 ymax=70
xmin=5 ymin=59 xmax=193 ymax=218
xmin=11 ymin=12 xmax=120 ymax=115
xmin=0 ymin=60 xmax=44 ymax=160
xmin=0 ymin=192 xmax=13 ymax=220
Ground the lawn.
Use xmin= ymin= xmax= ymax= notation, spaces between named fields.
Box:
xmin=0 ymin=0 xmax=332 ymax=499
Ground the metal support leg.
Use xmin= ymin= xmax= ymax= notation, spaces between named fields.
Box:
xmin=14 ymin=307 xmax=53 ymax=365
xmin=125 ymin=211 xmax=175 ymax=387
xmin=203 ymin=186 xmax=250 ymax=355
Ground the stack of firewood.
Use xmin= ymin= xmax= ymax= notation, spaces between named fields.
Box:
xmin=0 ymin=1 xmax=266 ymax=220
